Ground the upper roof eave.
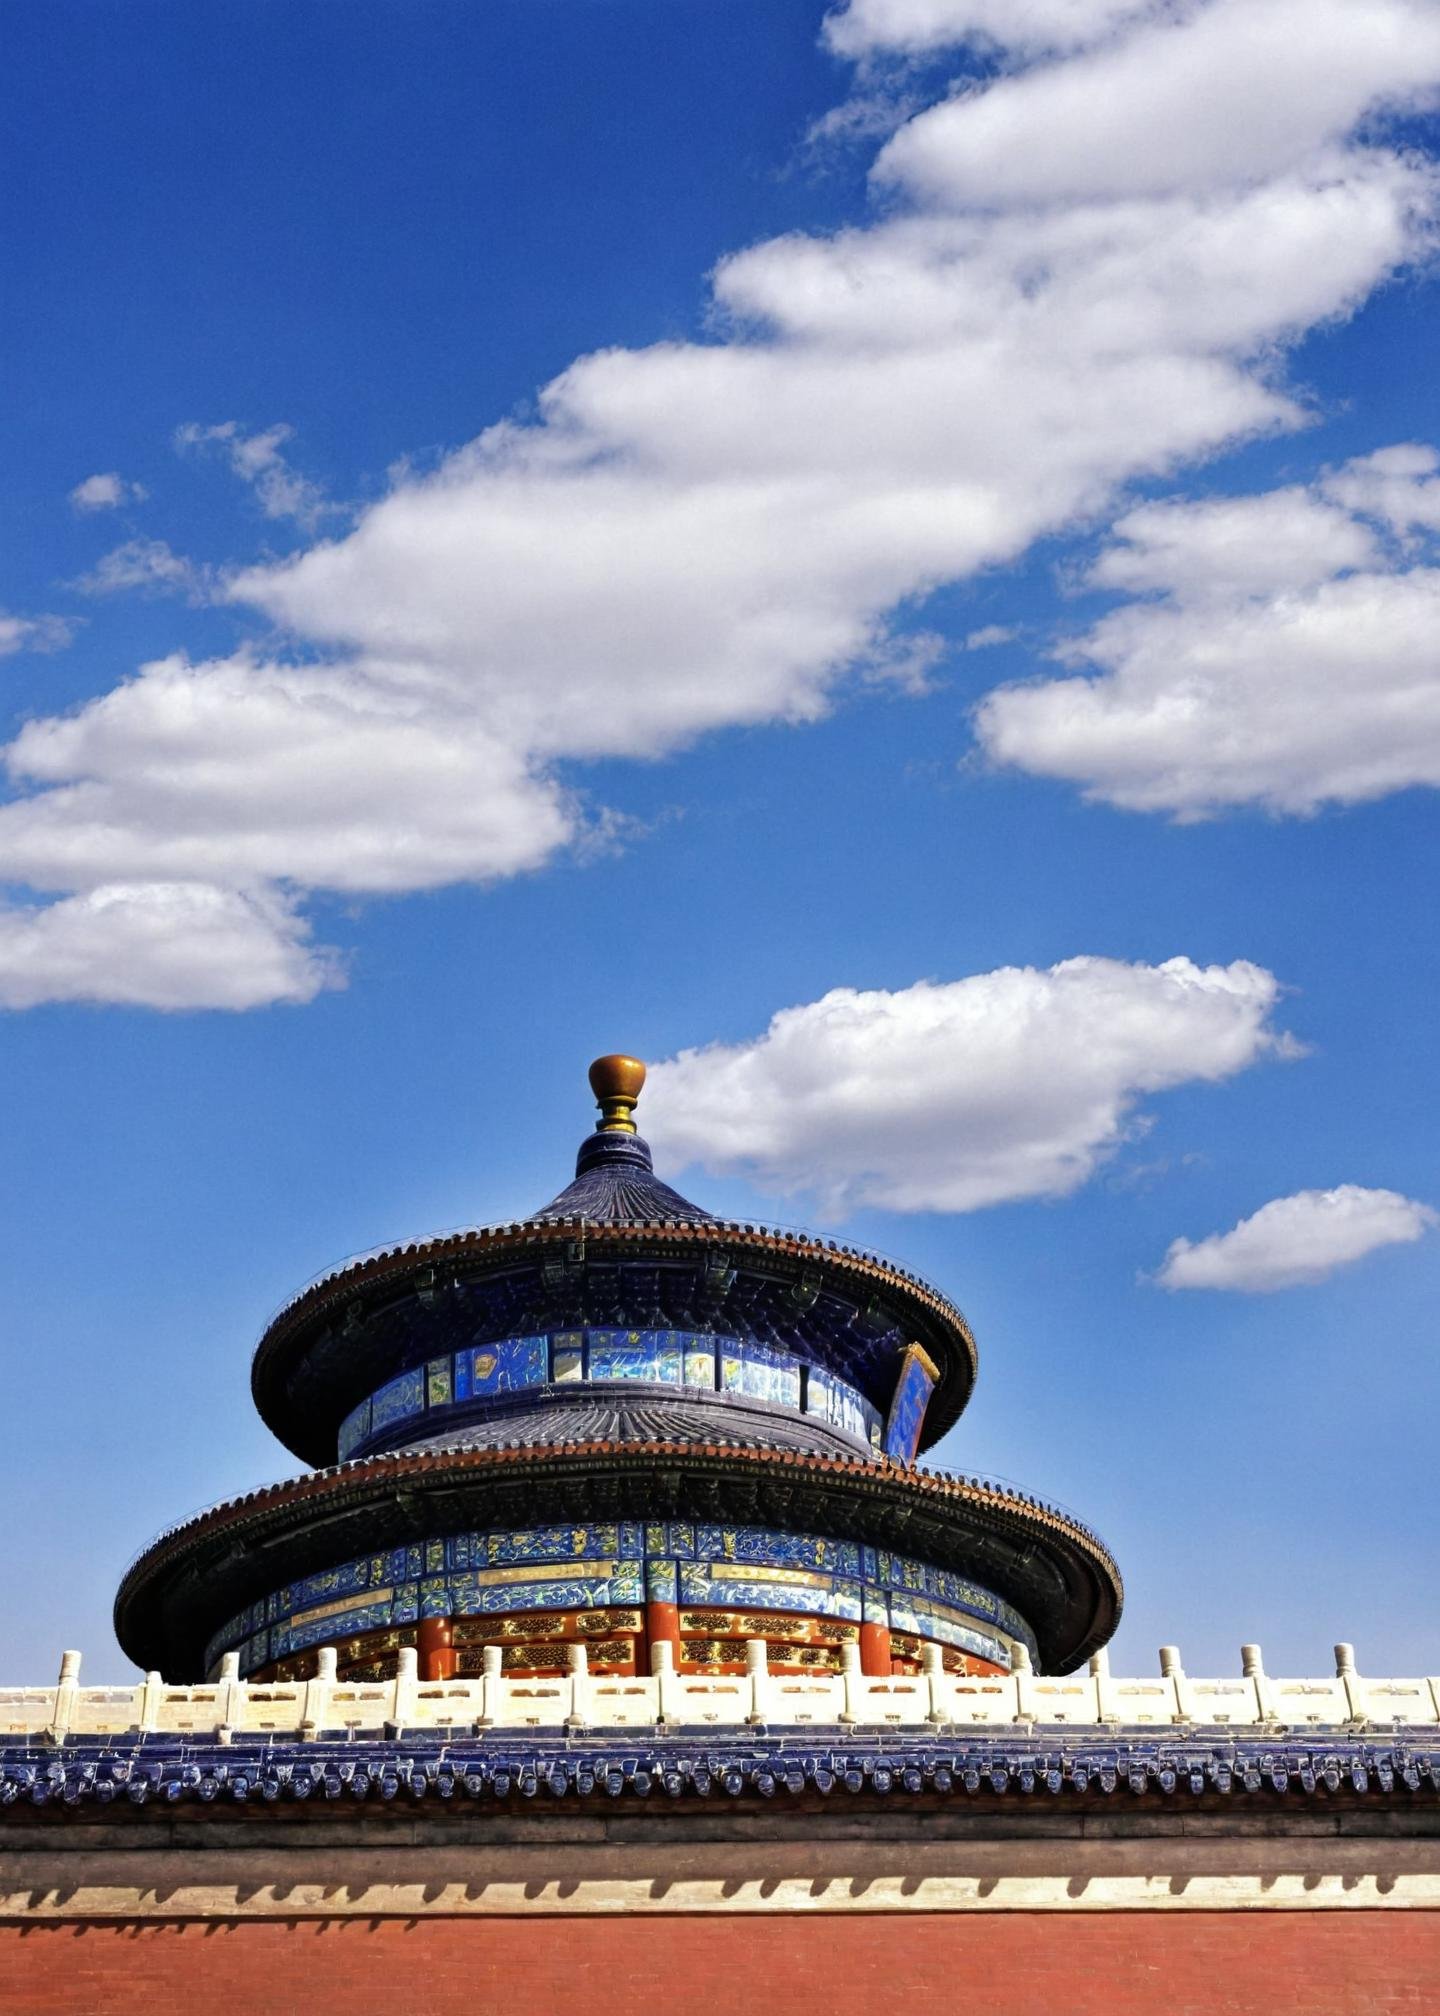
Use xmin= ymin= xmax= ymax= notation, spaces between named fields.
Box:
xmin=249 ymin=1212 xmax=979 ymax=1462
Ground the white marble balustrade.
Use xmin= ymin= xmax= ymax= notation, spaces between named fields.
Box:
xmin=2 ymin=1640 xmax=1437 ymax=1742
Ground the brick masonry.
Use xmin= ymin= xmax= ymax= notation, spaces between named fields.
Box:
xmin=3 ymin=1911 xmax=1438 ymax=2014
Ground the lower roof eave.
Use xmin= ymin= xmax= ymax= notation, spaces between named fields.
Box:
xmin=115 ymin=1442 xmax=1122 ymax=1682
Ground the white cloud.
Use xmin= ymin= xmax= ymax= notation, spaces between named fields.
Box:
xmin=1156 ymin=1185 xmax=1437 ymax=1290
xmin=0 ymin=883 xmax=335 ymax=1012
xmin=69 ymin=472 xmax=147 ymax=513
xmin=1085 ymin=488 xmax=1380 ymax=600
xmin=0 ymin=652 xmax=570 ymax=896
xmin=74 ymin=539 xmax=204 ymax=600
xmin=2 ymin=0 xmax=1439 ymax=1006
xmin=874 ymin=0 xmax=1440 ymax=207
xmin=975 ymin=447 xmax=1440 ymax=815
xmin=644 ymin=956 xmax=1292 ymax=1213
xmin=0 ymin=611 xmax=74 ymax=658
xmin=823 ymin=0 xmax=1154 ymax=59
xmin=1320 ymin=441 xmax=1440 ymax=535
xmin=175 ymin=422 xmax=334 ymax=530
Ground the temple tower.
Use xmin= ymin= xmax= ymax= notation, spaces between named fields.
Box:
xmin=115 ymin=1057 xmax=1121 ymax=1686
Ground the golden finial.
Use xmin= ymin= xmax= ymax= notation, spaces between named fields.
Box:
xmin=589 ymin=1053 xmax=647 ymax=1134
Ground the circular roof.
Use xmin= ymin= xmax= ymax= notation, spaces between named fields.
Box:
xmin=251 ymin=1063 xmax=980 ymax=1466
xmin=115 ymin=1440 xmax=1121 ymax=1680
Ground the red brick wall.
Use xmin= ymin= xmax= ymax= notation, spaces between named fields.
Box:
xmin=2 ymin=1913 xmax=1436 ymax=2015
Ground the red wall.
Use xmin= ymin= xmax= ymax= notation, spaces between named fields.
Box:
xmin=3 ymin=1913 xmax=1436 ymax=2015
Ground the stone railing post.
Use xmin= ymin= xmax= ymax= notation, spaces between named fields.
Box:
xmin=48 ymin=1650 xmax=81 ymax=1744
xmin=389 ymin=1645 xmax=418 ymax=1733
xmin=1011 ymin=1641 xmax=1035 ymax=1723
xmin=139 ymin=1669 xmax=165 ymax=1732
xmin=217 ymin=1652 xmax=242 ymax=1741
xmin=920 ymin=1642 xmax=948 ymax=1726
xmin=1159 ymin=1644 xmax=1190 ymax=1722
xmin=1336 ymin=1642 xmax=1367 ymax=1725
xmin=302 ymin=1646 xmax=337 ymax=1738
xmin=478 ymin=1645 xmax=501 ymax=1728
xmin=1081 ymin=1645 xmax=1105 ymax=1725
xmin=651 ymin=1638 xmax=678 ymax=1724
xmin=1242 ymin=1643 xmax=1276 ymax=1722
xmin=840 ymin=1640 xmax=863 ymax=1725
xmin=567 ymin=1642 xmax=590 ymax=1729
xmin=745 ymin=1638 xmax=771 ymax=1726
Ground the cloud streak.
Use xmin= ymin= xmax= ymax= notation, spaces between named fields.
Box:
xmin=0 ymin=883 xmax=334 ymax=1012
xmin=1156 ymin=1185 xmax=1436 ymax=1290
xmin=72 ymin=539 xmax=205 ymax=601
xmin=175 ymin=422 xmax=335 ymax=530
xmin=976 ymin=446 xmax=1440 ymax=815
xmin=69 ymin=472 xmax=147 ymax=513
xmin=644 ymin=956 xmax=1292 ymax=1213
xmin=0 ymin=612 xmax=75 ymax=659
xmin=822 ymin=0 xmax=1153 ymax=59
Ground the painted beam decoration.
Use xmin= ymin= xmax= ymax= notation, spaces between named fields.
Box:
xmin=202 ymin=1520 xmax=1032 ymax=1676
xmin=337 ymin=1329 xmax=884 ymax=1461
xmin=883 ymin=1343 xmax=939 ymax=1464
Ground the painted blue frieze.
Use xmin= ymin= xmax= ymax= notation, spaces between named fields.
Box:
xmin=587 ymin=1328 xmax=684 ymax=1384
xmin=889 ymin=1592 xmax=1009 ymax=1663
xmin=684 ymin=1339 xmax=717 ymax=1388
xmin=750 ymin=1342 xmax=802 ymax=1408
xmin=206 ymin=1519 xmax=1030 ymax=1674
xmin=646 ymin=1558 xmax=679 ymax=1603
xmin=449 ymin=1564 xmax=644 ymax=1616
xmin=695 ymin=1527 xmax=862 ymax=1576
xmin=679 ymin=1563 xmax=860 ymax=1620
xmin=370 ymin=1366 xmax=425 ymax=1434
xmin=471 ymin=1334 xmax=548 ymax=1396
xmin=805 ymin=1365 xmax=883 ymax=1449
xmin=478 ymin=1522 xmax=622 ymax=1565
xmin=337 ymin=1329 xmax=888 ymax=1461
xmin=552 ymin=1333 xmax=584 ymax=1382
xmin=719 ymin=1340 xmax=800 ymax=1409
xmin=336 ymin=1396 xmax=372 ymax=1461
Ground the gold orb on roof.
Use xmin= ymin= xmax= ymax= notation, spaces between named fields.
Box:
xmin=589 ymin=1053 xmax=646 ymax=1133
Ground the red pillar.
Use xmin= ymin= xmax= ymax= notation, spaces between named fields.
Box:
xmin=645 ymin=1600 xmax=683 ymax=1674
xmin=417 ymin=1614 xmax=456 ymax=1681
xmin=859 ymin=1621 xmax=892 ymax=1677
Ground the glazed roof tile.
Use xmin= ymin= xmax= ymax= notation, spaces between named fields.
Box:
xmin=5 ymin=1730 xmax=1437 ymax=1810
xmin=393 ymin=1385 xmax=868 ymax=1460
xmin=530 ymin=1128 xmax=712 ymax=1225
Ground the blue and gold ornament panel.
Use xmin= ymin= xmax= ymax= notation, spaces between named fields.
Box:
xmin=337 ymin=1329 xmax=885 ymax=1460
xmin=882 ymin=1343 xmax=939 ymax=1463
xmin=203 ymin=1520 xmax=1035 ymax=1676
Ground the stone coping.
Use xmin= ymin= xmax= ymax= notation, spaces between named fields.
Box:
xmin=6 ymin=1641 xmax=1439 ymax=1746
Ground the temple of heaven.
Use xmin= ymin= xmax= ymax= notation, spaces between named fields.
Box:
xmin=11 ymin=1057 xmax=1440 ymax=2015
xmin=114 ymin=1055 xmax=1122 ymax=1689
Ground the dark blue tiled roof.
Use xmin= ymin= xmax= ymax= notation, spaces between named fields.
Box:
xmin=532 ymin=1129 xmax=712 ymax=1225
xmin=6 ymin=1729 xmax=1438 ymax=1809
xmin=397 ymin=1384 xmax=870 ymax=1458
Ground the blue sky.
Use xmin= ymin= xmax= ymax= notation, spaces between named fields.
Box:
xmin=3 ymin=0 xmax=1438 ymax=1680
